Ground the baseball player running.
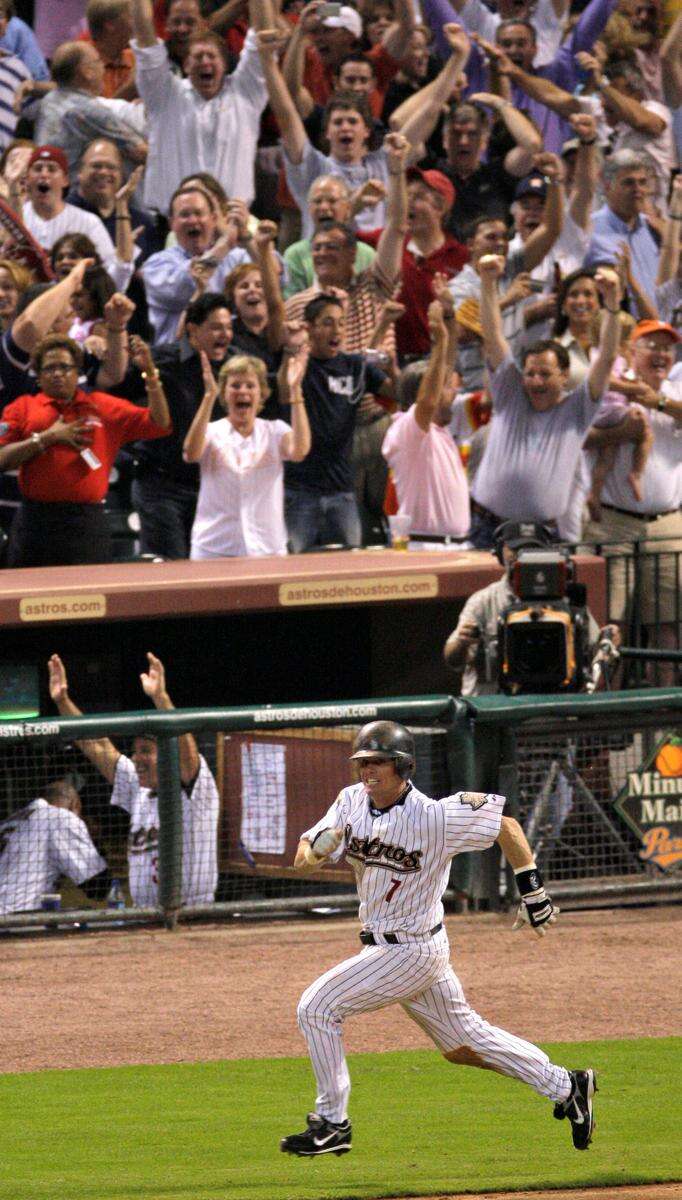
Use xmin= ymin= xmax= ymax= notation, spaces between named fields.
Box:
xmin=281 ymin=720 xmax=596 ymax=1158
xmin=48 ymin=653 xmax=219 ymax=906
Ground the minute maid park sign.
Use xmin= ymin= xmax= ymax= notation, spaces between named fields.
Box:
xmin=613 ymin=732 xmax=682 ymax=872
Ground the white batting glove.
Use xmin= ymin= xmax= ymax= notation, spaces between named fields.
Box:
xmin=512 ymin=900 xmax=560 ymax=938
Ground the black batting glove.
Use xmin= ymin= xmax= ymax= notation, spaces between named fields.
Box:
xmin=512 ymin=862 xmax=559 ymax=938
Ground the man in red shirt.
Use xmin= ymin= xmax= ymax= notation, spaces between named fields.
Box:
xmin=362 ymin=167 xmax=468 ymax=358
xmin=0 ymin=334 xmax=171 ymax=568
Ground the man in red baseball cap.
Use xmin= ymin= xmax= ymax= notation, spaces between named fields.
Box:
xmin=629 ymin=319 xmax=681 ymax=348
xmin=22 ymin=144 xmax=121 ymax=268
xmin=400 ymin=167 xmax=467 ymax=358
xmin=362 ymin=166 xmax=468 ymax=358
xmin=27 ymin=145 xmax=70 ymax=176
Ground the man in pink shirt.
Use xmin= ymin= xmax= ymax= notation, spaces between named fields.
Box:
xmin=382 ymin=298 xmax=470 ymax=539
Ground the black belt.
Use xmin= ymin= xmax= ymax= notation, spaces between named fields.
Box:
xmin=601 ymin=504 xmax=678 ymax=522
xmin=360 ymin=922 xmax=443 ymax=946
xmin=471 ymin=500 xmax=558 ymax=534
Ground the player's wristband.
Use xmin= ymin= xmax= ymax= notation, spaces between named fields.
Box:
xmin=515 ymin=861 xmax=554 ymax=927
xmin=514 ymin=861 xmax=544 ymax=898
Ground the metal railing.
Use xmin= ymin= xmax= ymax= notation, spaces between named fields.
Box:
xmin=1 ymin=688 xmax=682 ymax=933
xmin=577 ymin=534 xmax=682 ymax=687
xmin=458 ymin=690 xmax=682 ymax=908
xmin=0 ymin=697 xmax=458 ymax=931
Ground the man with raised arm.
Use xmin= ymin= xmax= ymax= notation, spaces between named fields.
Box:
xmin=48 ymin=652 xmax=219 ymax=907
xmin=258 ymin=22 xmax=471 ymax=237
xmin=382 ymin=298 xmax=470 ymax=538
xmin=130 ymin=0 xmax=273 ymax=212
xmin=1 ymin=259 xmax=135 ymax=405
xmin=468 ymin=253 xmax=622 ymax=547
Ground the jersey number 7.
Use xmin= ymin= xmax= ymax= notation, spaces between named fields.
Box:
xmin=385 ymin=878 xmax=402 ymax=903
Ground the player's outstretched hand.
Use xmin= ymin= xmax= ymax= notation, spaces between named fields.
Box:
xmin=303 ymin=827 xmax=344 ymax=865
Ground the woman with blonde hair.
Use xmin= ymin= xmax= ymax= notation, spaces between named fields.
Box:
xmin=184 ymin=343 xmax=311 ymax=558
xmin=0 ymin=258 xmax=32 ymax=331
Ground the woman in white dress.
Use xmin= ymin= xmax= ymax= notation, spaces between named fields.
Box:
xmin=184 ymin=347 xmax=311 ymax=558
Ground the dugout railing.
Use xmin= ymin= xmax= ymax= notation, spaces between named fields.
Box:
xmin=1 ymin=690 xmax=681 ymax=932
xmin=458 ymin=690 xmax=682 ymax=909
xmin=0 ymin=696 xmax=457 ymax=931
xmin=574 ymin=534 xmax=682 ymax=688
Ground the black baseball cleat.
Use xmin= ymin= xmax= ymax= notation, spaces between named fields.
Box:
xmin=553 ymin=1069 xmax=597 ymax=1150
xmin=280 ymin=1112 xmax=352 ymax=1157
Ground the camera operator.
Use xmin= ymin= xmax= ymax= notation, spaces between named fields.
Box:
xmin=443 ymin=520 xmax=618 ymax=696
xmin=444 ymin=521 xmax=621 ymax=871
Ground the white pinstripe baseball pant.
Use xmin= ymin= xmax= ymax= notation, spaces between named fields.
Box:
xmin=297 ymin=930 xmax=572 ymax=1123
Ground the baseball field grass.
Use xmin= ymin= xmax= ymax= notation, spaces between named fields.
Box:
xmin=1 ymin=1037 xmax=680 ymax=1200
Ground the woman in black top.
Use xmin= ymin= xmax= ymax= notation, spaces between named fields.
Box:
xmin=224 ymin=221 xmax=287 ymax=419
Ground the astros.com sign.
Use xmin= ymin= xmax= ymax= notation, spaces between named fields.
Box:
xmin=614 ymin=733 xmax=682 ymax=871
xmin=0 ymin=722 xmax=58 ymax=738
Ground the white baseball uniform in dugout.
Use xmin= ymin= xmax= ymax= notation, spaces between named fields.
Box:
xmin=111 ymin=753 xmax=219 ymax=907
xmin=0 ymin=798 xmax=106 ymax=914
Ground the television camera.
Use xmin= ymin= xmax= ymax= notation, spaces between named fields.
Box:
xmin=497 ymin=546 xmax=591 ymax=694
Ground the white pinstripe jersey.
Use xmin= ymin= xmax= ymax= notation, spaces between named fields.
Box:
xmin=0 ymin=799 xmax=106 ymax=915
xmin=302 ymin=782 xmax=505 ymax=933
xmin=111 ymin=754 xmax=219 ymax=907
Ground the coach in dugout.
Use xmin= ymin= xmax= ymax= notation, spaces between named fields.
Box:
xmin=0 ymin=776 xmax=110 ymax=915
xmin=48 ymin=652 xmax=219 ymax=908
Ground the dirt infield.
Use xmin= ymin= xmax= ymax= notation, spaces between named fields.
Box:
xmin=2 ymin=904 xmax=681 ymax=1200
xmin=409 ymin=1191 xmax=682 ymax=1200
xmin=2 ymin=904 xmax=681 ymax=1072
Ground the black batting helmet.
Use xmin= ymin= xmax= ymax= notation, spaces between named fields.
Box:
xmin=349 ymin=721 xmax=415 ymax=779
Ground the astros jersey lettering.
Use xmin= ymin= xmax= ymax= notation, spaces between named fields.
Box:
xmin=302 ymin=782 xmax=504 ymax=933
xmin=111 ymin=754 xmax=219 ymax=906
xmin=0 ymin=799 xmax=106 ymax=914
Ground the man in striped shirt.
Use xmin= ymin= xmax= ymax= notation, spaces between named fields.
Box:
xmin=0 ymin=48 xmax=31 ymax=153
xmin=281 ymin=720 xmax=597 ymax=1158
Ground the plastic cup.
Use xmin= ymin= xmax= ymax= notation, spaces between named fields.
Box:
xmin=388 ymin=513 xmax=411 ymax=551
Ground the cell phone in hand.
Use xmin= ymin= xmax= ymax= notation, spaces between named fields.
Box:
xmin=318 ymin=2 xmax=342 ymax=16
xmin=528 ymin=280 xmax=546 ymax=294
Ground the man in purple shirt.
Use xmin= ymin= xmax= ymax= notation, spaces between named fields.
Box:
xmin=420 ymin=0 xmax=617 ymax=152
xmin=469 ymin=252 xmax=622 ymax=547
xmin=583 ymin=150 xmax=660 ymax=312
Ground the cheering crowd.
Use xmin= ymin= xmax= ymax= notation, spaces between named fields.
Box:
xmin=0 ymin=0 xmax=680 ymax=567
